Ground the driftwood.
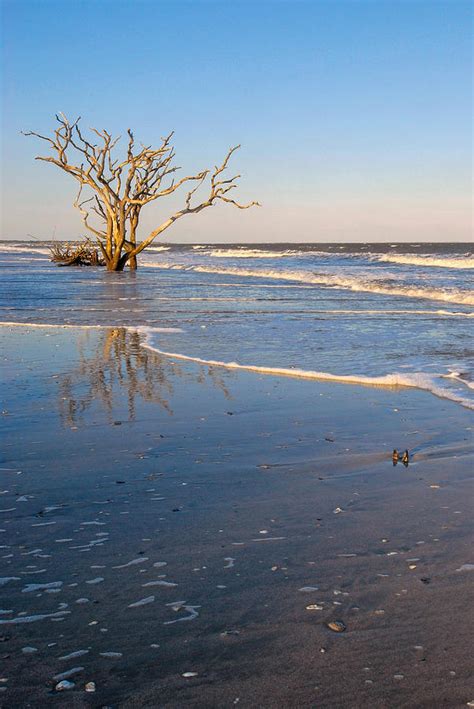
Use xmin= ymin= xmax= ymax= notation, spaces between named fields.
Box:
xmin=50 ymin=239 xmax=105 ymax=267
xmin=24 ymin=115 xmax=259 ymax=271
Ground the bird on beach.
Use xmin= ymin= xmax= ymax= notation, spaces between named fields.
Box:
xmin=392 ymin=449 xmax=399 ymax=466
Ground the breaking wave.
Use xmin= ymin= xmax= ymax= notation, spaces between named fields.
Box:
xmin=378 ymin=254 xmax=474 ymax=269
xmin=143 ymin=262 xmax=474 ymax=306
xmin=209 ymin=248 xmax=292 ymax=258
xmin=0 ymin=244 xmax=50 ymax=256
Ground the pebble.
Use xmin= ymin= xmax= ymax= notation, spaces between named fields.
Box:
xmin=55 ymin=680 xmax=75 ymax=691
xmin=327 ymin=621 xmax=346 ymax=633
xmin=85 ymin=681 xmax=96 ymax=692
xmin=182 ymin=672 xmax=198 ymax=678
xmin=53 ymin=667 xmax=84 ymax=681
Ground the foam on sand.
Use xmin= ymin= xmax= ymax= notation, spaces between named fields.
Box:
xmin=0 ymin=321 xmax=183 ymax=333
xmin=140 ymin=338 xmax=474 ymax=410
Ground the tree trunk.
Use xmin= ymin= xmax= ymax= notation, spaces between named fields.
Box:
xmin=128 ymin=254 xmax=137 ymax=270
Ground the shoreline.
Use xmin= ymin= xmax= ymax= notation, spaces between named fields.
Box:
xmin=1 ymin=322 xmax=473 ymax=410
xmin=1 ymin=325 xmax=473 ymax=707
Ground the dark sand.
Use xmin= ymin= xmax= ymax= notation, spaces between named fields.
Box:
xmin=1 ymin=326 xmax=473 ymax=708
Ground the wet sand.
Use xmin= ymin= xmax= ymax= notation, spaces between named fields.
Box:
xmin=1 ymin=326 xmax=473 ymax=708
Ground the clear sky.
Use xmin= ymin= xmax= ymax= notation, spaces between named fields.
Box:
xmin=1 ymin=0 xmax=472 ymax=243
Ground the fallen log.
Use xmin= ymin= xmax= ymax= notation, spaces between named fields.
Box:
xmin=49 ymin=240 xmax=105 ymax=267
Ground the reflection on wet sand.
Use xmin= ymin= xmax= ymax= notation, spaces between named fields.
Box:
xmin=57 ymin=327 xmax=233 ymax=426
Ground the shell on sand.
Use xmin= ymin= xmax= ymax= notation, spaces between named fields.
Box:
xmin=327 ymin=620 xmax=346 ymax=633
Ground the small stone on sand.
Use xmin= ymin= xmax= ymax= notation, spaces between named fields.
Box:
xmin=55 ymin=680 xmax=75 ymax=691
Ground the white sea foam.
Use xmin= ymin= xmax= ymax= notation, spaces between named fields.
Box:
xmin=0 ymin=244 xmax=50 ymax=256
xmin=0 ymin=577 xmax=20 ymax=586
xmin=378 ymin=254 xmax=474 ymax=269
xmin=142 ymin=580 xmax=177 ymax=587
xmin=0 ymin=321 xmax=183 ymax=332
xmin=207 ymin=247 xmax=352 ymax=259
xmin=143 ymin=262 xmax=474 ymax=305
xmin=444 ymin=373 xmax=474 ymax=390
xmin=163 ymin=601 xmax=200 ymax=624
xmin=139 ymin=339 xmax=474 ymax=410
xmin=210 ymin=248 xmax=291 ymax=258
xmin=22 ymin=581 xmax=63 ymax=593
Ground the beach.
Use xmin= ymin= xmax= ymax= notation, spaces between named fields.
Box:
xmin=1 ymin=322 xmax=473 ymax=708
xmin=3 ymin=0 xmax=472 ymax=702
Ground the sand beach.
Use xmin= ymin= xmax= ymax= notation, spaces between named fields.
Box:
xmin=1 ymin=323 xmax=473 ymax=707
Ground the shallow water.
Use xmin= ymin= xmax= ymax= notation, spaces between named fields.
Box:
xmin=0 ymin=241 xmax=473 ymax=408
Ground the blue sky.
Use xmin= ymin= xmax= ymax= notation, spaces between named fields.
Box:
xmin=1 ymin=0 xmax=472 ymax=242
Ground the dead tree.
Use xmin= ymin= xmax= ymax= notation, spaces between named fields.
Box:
xmin=50 ymin=238 xmax=105 ymax=266
xmin=24 ymin=115 xmax=259 ymax=271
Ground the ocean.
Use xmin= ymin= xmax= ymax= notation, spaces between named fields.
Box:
xmin=0 ymin=240 xmax=473 ymax=409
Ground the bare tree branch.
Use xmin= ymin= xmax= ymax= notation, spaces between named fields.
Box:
xmin=24 ymin=116 xmax=260 ymax=270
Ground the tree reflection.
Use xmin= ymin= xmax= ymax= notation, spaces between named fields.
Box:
xmin=57 ymin=327 xmax=232 ymax=426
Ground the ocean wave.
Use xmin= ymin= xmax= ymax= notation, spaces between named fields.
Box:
xmin=0 ymin=322 xmax=183 ymax=333
xmin=208 ymin=248 xmax=357 ymax=259
xmin=143 ymin=262 xmax=474 ymax=306
xmin=0 ymin=244 xmax=50 ymax=256
xmin=378 ymin=254 xmax=474 ymax=269
xmin=139 ymin=337 xmax=474 ymax=410
xmin=209 ymin=248 xmax=292 ymax=258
